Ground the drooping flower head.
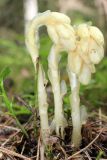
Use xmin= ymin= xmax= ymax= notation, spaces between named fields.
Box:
xmin=68 ymin=23 xmax=104 ymax=85
xmin=25 ymin=11 xmax=76 ymax=70
xmin=47 ymin=14 xmax=76 ymax=51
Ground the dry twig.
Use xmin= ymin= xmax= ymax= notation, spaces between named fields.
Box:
xmin=0 ymin=147 xmax=31 ymax=160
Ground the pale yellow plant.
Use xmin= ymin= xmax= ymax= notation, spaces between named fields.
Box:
xmin=25 ymin=10 xmax=76 ymax=143
xmin=67 ymin=23 xmax=104 ymax=147
xmin=68 ymin=24 xmax=104 ymax=85
xmin=25 ymin=11 xmax=104 ymax=148
xmin=38 ymin=63 xmax=49 ymax=144
xmin=47 ymin=24 xmax=76 ymax=137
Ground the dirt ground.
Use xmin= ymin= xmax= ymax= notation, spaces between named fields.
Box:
xmin=0 ymin=111 xmax=107 ymax=160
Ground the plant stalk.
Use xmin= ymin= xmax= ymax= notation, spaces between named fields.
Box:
xmin=48 ymin=45 xmax=67 ymax=136
xmin=38 ymin=63 xmax=49 ymax=144
xmin=67 ymin=68 xmax=82 ymax=147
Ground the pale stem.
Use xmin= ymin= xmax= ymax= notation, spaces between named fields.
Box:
xmin=38 ymin=63 xmax=49 ymax=144
xmin=67 ymin=68 xmax=82 ymax=147
xmin=25 ymin=10 xmax=51 ymax=72
xmin=48 ymin=45 xmax=67 ymax=136
xmin=25 ymin=10 xmax=51 ymax=109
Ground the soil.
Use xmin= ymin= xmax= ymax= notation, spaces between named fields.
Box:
xmin=0 ymin=111 xmax=107 ymax=160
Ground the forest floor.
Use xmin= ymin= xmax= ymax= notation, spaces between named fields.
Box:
xmin=0 ymin=110 xmax=107 ymax=160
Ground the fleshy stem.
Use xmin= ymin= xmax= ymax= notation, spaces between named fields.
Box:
xmin=25 ymin=11 xmax=51 ymax=139
xmin=48 ymin=45 xmax=67 ymax=137
xmin=67 ymin=67 xmax=82 ymax=148
xmin=25 ymin=11 xmax=51 ymax=108
xmin=38 ymin=63 xmax=50 ymax=144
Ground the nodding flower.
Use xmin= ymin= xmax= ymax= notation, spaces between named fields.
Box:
xmin=25 ymin=11 xmax=104 ymax=148
xmin=25 ymin=11 xmax=76 ymax=143
xmin=67 ymin=23 xmax=104 ymax=147
xmin=68 ymin=23 xmax=104 ymax=85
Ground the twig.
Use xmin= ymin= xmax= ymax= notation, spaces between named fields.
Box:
xmin=68 ymin=129 xmax=103 ymax=159
xmin=14 ymin=95 xmax=33 ymax=113
xmin=58 ymin=144 xmax=68 ymax=160
xmin=21 ymin=141 xmax=26 ymax=155
xmin=30 ymin=155 xmax=37 ymax=159
xmin=1 ymin=130 xmax=20 ymax=147
xmin=1 ymin=115 xmax=34 ymax=147
xmin=61 ymin=147 xmax=68 ymax=159
xmin=55 ymin=153 xmax=60 ymax=159
xmin=0 ymin=124 xmax=20 ymax=131
xmin=36 ymin=136 xmax=40 ymax=160
xmin=0 ymin=147 xmax=31 ymax=160
xmin=84 ymin=151 xmax=92 ymax=160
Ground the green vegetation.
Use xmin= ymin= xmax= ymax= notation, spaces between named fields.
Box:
xmin=0 ymin=67 xmax=29 ymax=137
xmin=0 ymin=32 xmax=107 ymax=116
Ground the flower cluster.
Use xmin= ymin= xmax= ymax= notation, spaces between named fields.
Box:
xmin=26 ymin=11 xmax=104 ymax=147
xmin=68 ymin=23 xmax=104 ymax=85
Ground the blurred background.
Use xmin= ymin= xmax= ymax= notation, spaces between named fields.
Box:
xmin=0 ymin=0 xmax=107 ymax=115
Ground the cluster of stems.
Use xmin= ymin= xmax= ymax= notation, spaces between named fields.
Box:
xmin=25 ymin=11 xmax=104 ymax=147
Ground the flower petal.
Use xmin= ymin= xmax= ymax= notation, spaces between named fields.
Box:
xmin=77 ymin=39 xmax=91 ymax=64
xmin=76 ymin=24 xmax=90 ymax=38
xmin=68 ymin=52 xmax=82 ymax=74
xmin=47 ymin=25 xmax=59 ymax=43
xmin=51 ymin=12 xmax=71 ymax=24
xmin=89 ymin=26 xmax=104 ymax=45
xmin=79 ymin=63 xmax=91 ymax=85
xmin=60 ymin=38 xmax=76 ymax=51
xmin=88 ymin=64 xmax=96 ymax=73
xmin=89 ymin=40 xmax=104 ymax=64
xmin=89 ymin=46 xmax=104 ymax=64
xmin=56 ymin=24 xmax=72 ymax=38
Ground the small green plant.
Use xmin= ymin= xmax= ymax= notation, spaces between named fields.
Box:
xmin=96 ymin=150 xmax=105 ymax=160
xmin=0 ymin=67 xmax=29 ymax=138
